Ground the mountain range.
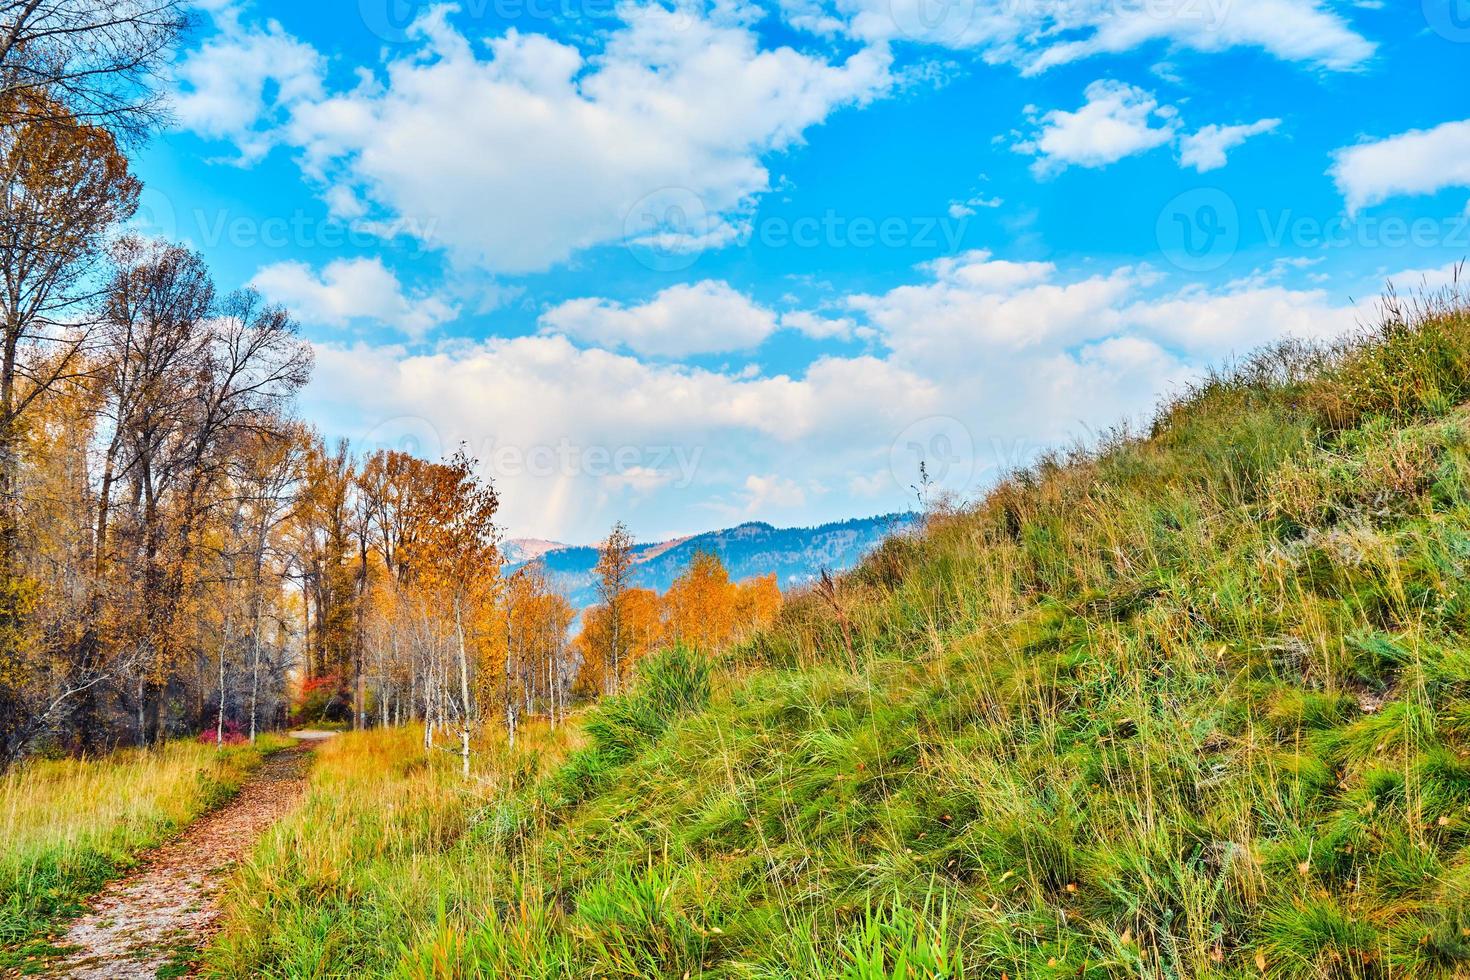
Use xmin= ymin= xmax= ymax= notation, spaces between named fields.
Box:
xmin=505 ymin=513 xmax=918 ymax=608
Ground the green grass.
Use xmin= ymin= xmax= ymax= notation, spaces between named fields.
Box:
xmin=0 ymin=734 xmax=290 ymax=969
xmin=210 ymin=292 xmax=1470 ymax=977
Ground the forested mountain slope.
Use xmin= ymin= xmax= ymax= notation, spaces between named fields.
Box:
xmin=512 ymin=514 xmax=918 ymax=608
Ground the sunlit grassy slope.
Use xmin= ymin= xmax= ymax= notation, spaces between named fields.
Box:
xmin=0 ymin=734 xmax=290 ymax=964
xmin=213 ymin=291 xmax=1470 ymax=978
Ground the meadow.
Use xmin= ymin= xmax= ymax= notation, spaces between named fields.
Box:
xmin=0 ymin=735 xmax=290 ymax=967
xmin=6 ymin=289 xmax=1469 ymax=977
xmin=196 ymin=291 xmax=1470 ymax=978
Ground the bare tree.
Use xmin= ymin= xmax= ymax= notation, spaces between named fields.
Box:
xmin=93 ymin=239 xmax=210 ymax=744
xmin=595 ymin=521 xmax=634 ymax=694
xmin=93 ymin=241 xmax=309 ymax=745
xmin=0 ymin=0 xmax=189 ymax=139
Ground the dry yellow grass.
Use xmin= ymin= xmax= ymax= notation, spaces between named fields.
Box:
xmin=0 ymin=735 xmax=290 ymax=955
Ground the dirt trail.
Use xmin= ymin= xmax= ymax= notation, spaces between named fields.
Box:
xmin=48 ymin=741 xmax=320 ymax=979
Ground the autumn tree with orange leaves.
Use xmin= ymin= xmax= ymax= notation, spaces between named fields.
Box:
xmin=575 ymin=551 xmax=783 ymax=695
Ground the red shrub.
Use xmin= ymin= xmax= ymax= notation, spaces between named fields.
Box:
xmin=197 ymin=718 xmax=248 ymax=746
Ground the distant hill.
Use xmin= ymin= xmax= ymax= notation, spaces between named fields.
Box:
xmin=508 ymin=513 xmax=918 ymax=608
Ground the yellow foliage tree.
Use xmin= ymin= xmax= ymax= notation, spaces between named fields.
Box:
xmin=733 ymin=574 xmax=783 ymax=640
xmin=664 ymin=551 xmax=737 ymax=653
xmin=574 ymin=587 xmax=664 ymax=695
xmin=572 ymin=549 xmax=783 ymax=703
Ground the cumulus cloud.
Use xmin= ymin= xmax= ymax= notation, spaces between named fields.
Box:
xmin=179 ymin=4 xmax=891 ymax=273
xmin=740 ymin=474 xmax=810 ymax=513
xmin=1016 ymin=81 xmax=1179 ymax=176
xmin=539 ymin=285 xmax=877 ymax=356
xmin=779 ymin=311 xmax=865 ymax=341
xmin=540 ymin=281 xmax=779 ymax=358
xmin=176 ymin=0 xmax=1365 ymax=278
xmin=1331 ymin=119 xmax=1470 ymax=213
xmin=850 ymin=250 xmax=1137 ymax=362
xmin=856 ymin=251 xmax=1360 ymax=365
xmin=307 ymin=253 xmax=1367 ymax=540
xmin=826 ymin=0 xmax=1372 ymax=72
xmin=1179 ymin=118 xmax=1281 ymax=172
xmin=947 ymin=194 xmax=1003 ymax=218
xmin=1018 ymin=81 xmax=1279 ymax=176
xmin=1121 ymin=284 xmax=1359 ymax=356
xmin=250 ymin=258 xmax=458 ymax=338
xmin=1381 ymin=261 xmax=1469 ymax=294
xmin=172 ymin=4 xmax=323 ymax=161
xmin=306 ymin=334 xmax=937 ymax=538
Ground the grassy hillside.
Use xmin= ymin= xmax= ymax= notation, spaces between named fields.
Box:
xmin=211 ymin=291 xmax=1470 ymax=978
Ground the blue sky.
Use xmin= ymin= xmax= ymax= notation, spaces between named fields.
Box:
xmin=145 ymin=0 xmax=1470 ymax=543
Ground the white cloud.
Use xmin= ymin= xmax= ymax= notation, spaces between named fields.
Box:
xmin=540 ymin=286 xmax=876 ymax=356
xmin=1016 ymin=80 xmax=1180 ymax=177
xmin=947 ymin=194 xmax=1003 ymax=218
xmin=741 ymin=474 xmax=809 ymax=512
xmin=172 ymin=5 xmax=323 ymax=161
xmin=182 ymin=5 xmax=892 ymax=274
xmin=1122 ymin=284 xmax=1359 ymax=357
xmin=1019 ymin=82 xmax=1283 ymax=176
xmin=848 ymin=469 xmax=891 ymax=497
xmin=779 ymin=310 xmax=863 ymax=341
xmin=850 ymin=250 xmax=1137 ymax=362
xmin=828 ymin=0 xmax=1371 ymax=73
xmin=1015 ymin=0 xmax=1373 ymax=73
xmin=250 ymin=258 xmax=457 ymax=338
xmin=307 ymin=334 xmax=937 ymax=539
xmin=1381 ymin=261 xmax=1468 ymax=294
xmin=852 ymin=250 xmax=1361 ymax=369
xmin=602 ymin=466 xmax=674 ymax=494
xmin=1179 ymin=118 xmax=1281 ymax=172
xmin=177 ymin=1 xmax=1370 ymax=279
xmin=540 ymin=280 xmax=779 ymax=358
xmin=1330 ymin=119 xmax=1470 ymax=213
xmin=305 ymin=253 xmax=1367 ymax=540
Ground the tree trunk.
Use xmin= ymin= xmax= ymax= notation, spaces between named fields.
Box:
xmin=215 ymin=645 xmax=226 ymax=749
xmin=249 ymin=637 xmax=261 ymax=743
xmin=455 ymin=600 xmax=473 ymax=776
xmin=93 ymin=440 xmax=120 ymax=578
xmin=422 ymin=663 xmax=433 ymax=752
